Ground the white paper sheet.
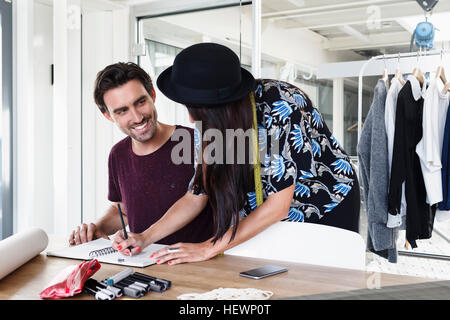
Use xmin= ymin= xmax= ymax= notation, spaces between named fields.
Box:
xmin=0 ymin=227 xmax=48 ymax=280
xmin=46 ymin=238 xmax=164 ymax=267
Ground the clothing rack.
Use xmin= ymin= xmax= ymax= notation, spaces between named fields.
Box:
xmin=357 ymin=49 xmax=450 ymax=261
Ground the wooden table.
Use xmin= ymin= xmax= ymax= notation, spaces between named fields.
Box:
xmin=0 ymin=236 xmax=435 ymax=300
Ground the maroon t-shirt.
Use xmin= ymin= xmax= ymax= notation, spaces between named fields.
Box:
xmin=108 ymin=125 xmax=213 ymax=244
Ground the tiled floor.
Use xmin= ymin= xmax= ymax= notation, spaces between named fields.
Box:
xmin=360 ymin=207 xmax=450 ymax=280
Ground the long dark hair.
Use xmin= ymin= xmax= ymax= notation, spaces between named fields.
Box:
xmin=187 ymin=95 xmax=255 ymax=244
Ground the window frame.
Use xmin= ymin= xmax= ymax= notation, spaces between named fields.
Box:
xmin=0 ymin=0 xmax=13 ymax=239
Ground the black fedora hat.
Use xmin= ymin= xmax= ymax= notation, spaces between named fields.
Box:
xmin=157 ymin=42 xmax=256 ymax=106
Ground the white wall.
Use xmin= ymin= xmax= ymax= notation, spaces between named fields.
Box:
xmin=15 ymin=0 xmax=131 ymax=235
xmin=33 ymin=1 xmax=54 ymax=232
xmin=81 ymin=8 xmax=130 ymax=224
xmin=53 ymin=0 xmax=83 ymax=235
xmin=16 ymin=0 xmax=36 ymax=233
xmin=16 ymin=0 xmax=56 ymax=234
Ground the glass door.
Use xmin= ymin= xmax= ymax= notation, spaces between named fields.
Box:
xmin=137 ymin=2 xmax=252 ymax=128
xmin=0 ymin=0 xmax=13 ymax=239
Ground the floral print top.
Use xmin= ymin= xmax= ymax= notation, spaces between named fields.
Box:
xmin=189 ymin=79 xmax=355 ymax=223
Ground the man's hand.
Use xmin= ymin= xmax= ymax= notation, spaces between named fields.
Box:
xmin=69 ymin=223 xmax=109 ymax=245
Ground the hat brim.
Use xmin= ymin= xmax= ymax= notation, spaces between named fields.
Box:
xmin=156 ymin=66 xmax=256 ymax=106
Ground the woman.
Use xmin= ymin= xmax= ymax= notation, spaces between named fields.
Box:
xmin=112 ymin=43 xmax=360 ymax=264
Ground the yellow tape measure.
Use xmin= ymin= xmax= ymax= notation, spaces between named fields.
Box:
xmin=250 ymin=92 xmax=263 ymax=207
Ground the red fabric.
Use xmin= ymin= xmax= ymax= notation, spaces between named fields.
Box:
xmin=40 ymin=259 xmax=101 ymax=299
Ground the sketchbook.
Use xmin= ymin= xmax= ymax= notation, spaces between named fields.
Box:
xmin=46 ymin=238 xmax=165 ymax=268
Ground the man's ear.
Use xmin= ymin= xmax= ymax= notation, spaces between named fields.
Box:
xmin=102 ymin=110 xmax=114 ymax=123
xmin=188 ymin=112 xmax=195 ymax=124
xmin=151 ymin=87 xmax=156 ymax=103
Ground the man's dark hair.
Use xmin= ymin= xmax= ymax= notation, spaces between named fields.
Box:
xmin=94 ymin=62 xmax=154 ymax=113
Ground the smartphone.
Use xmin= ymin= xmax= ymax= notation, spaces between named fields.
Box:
xmin=239 ymin=265 xmax=288 ymax=280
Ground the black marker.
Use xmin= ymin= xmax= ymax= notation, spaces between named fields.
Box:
xmin=125 ymin=275 xmax=151 ymax=291
xmin=118 ymin=278 xmax=148 ymax=293
xmin=83 ymin=285 xmax=107 ymax=300
xmin=117 ymin=204 xmax=133 ymax=256
xmin=84 ymin=279 xmax=114 ymax=300
xmin=112 ymin=282 xmax=144 ymax=298
xmin=133 ymin=272 xmax=171 ymax=290
xmin=131 ymin=274 xmax=167 ymax=293
xmin=97 ymin=280 xmax=123 ymax=298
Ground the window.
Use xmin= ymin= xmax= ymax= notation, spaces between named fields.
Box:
xmin=140 ymin=40 xmax=186 ymax=127
xmin=137 ymin=3 xmax=252 ymax=128
xmin=343 ymin=77 xmax=375 ymax=157
xmin=0 ymin=0 xmax=13 ymax=239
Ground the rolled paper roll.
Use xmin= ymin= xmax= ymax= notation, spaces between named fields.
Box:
xmin=0 ymin=227 xmax=48 ymax=280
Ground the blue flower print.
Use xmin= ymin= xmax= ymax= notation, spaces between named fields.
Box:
xmin=299 ymin=170 xmax=314 ymax=179
xmin=247 ymin=192 xmax=257 ymax=211
xmin=274 ymin=127 xmax=282 ymax=140
xmin=290 ymin=124 xmax=304 ymax=153
xmin=293 ymin=93 xmax=307 ymax=108
xmin=311 ymin=139 xmax=322 ymax=157
xmin=263 ymin=153 xmax=271 ymax=168
xmin=264 ymin=114 xmax=273 ymax=128
xmin=295 ymin=182 xmax=310 ymax=198
xmin=286 ymin=208 xmax=304 ymax=222
xmin=271 ymin=154 xmax=286 ymax=182
xmin=304 ymin=120 xmax=312 ymax=135
xmin=331 ymin=159 xmax=353 ymax=175
xmin=330 ymin=135 xmax=340 ymax=148
xmin=312 ymin=109 xmax=323 ymax=129
xmin=272 ymin=100 xmax=293 ymax=122
xmin=333 ymin=183 xmax=352 ymax=196
xmin=256 ymin=84 xmax=263 ymax=98
xmin=324 ymin=202 xmax=339 ymax=213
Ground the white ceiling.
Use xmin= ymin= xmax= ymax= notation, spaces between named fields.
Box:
xmin=260 ymin=0 xmax=450 ymax=55
xmin=114 ymin=0 xmax=450 ymax=56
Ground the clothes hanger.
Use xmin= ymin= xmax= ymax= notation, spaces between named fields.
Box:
xmin=438 ymin=48 xmax=450 ymax=93
xmin=347 ymin=122 xmax=363 ymax=132
xmin=394 ymin=53 xmax=405 ymax=86
xmin=382 ymin=54 xmax=390 ymax=89
xmin=444 ymin=81 xmax=450 ymax=93
xmin=412 ymin=49 xmax=425 ymax=84
xmin=436 ymin=49 xmax=447 ymax=85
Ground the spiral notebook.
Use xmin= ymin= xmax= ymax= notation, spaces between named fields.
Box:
xmin=46 ymin=238 xmax=165 ymax=268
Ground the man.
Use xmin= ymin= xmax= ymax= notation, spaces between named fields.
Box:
xmin=69 ymin=62 xmax=213 ymax=247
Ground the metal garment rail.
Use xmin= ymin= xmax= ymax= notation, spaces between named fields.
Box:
xmin=357 ymin=49 xmax=450 ymax=261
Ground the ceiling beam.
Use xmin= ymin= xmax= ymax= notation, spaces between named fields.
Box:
xmin=81 ymin=0 xmax=127 ymax=11
xmin=338 ymin=25 xmax=370 ymax=44
xmin=269 ymin=1 xmax=450 ymax=30
xmin=263 ymin=0 xmax=409 ymax=19
xmin=322 ymin=31 xmax=412 ymax=51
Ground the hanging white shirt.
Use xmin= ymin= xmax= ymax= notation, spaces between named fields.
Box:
xmin=385 ymin=77 xmax=407 ymax=228
xmin=385 ymin=77 xmax=403 ymax=178
xmin=416 ymin=77 xmax=450 ymax=205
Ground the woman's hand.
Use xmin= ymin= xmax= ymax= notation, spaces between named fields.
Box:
xmin=112 ymin=230 xmax=148 ymax=256
xmin=150 ymin=241 xmax=217 ymax=265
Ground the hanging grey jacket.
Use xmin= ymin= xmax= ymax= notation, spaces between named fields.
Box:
xmin=358 ymin=79 xmax=398 ymax=263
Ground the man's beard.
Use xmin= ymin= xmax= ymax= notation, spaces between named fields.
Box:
xmin=127 ymin=115 xmax=157 ymax=143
